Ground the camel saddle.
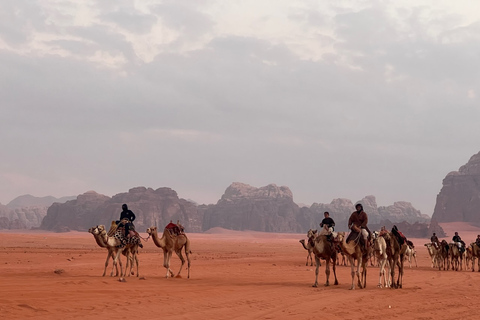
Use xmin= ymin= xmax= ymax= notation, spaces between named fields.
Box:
xmin=346 ymin=229 xmax=367 ymax=246
xmin=165 ymin=222 xmax=184 ymax=236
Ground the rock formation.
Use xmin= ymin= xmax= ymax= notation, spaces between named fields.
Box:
xmin=202 ymin=182 xmax=304 ymax=233
xmin=202 ymin=184 xmax=428 ymax=233
xmin=432 ymin=151 xmax=480 ymax=223
xmin=6 ymin=194 xmax=75 ymax=209
xmin=40 ymin=187 xmax=203 ymax=232
xmin=0 ymin=195 xmax=75 ymax=230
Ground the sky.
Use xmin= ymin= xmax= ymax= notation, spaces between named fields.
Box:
xmin=1 ymin=0 xmax=480 ymax=216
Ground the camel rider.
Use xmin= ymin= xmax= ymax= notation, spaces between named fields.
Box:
xmin=431 ymin=233 xmax=440 ymax=249
xmin=348 ymin=203 xmax=370 ymax=251
xmin=117 ymin=203 xmax=136 ymax=239
xmin=319 ymin=211 xmax=337 ymax=239
xmin=476 ymin=235 xmax=480 ymax=247
xmin=452 ymin=232 xmax=466 ymax=252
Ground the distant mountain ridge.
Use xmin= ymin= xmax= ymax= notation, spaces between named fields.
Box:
xmin=6 ymin=194 xmax=76 ymax=209
xmin=4 ymin=183 xmax=435 ymax=236
xmin=0 ymin=195 xmax=75 ymax=229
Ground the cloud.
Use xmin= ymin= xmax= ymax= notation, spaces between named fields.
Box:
xmin=1 ymin=1 xmax=480 ymax=216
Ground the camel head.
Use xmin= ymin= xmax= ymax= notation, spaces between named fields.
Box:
xmin=336 ymin=233 xmax=344 ymax=243
xmin=146 ymin=226 xmax=157 ymax=235
xmin=88 ymin=227 xmax=94 ymax=234
xmin=307 ymin=229 xmax=317 ymax=239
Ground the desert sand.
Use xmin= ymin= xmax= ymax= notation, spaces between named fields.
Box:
xmin=1 ymin=222 xmax=480 ymax=320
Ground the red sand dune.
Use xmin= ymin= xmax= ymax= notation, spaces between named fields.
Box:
xmin=1 ymin=223 xmax=480 ymax=320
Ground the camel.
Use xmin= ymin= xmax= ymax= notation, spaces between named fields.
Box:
xmin=449 ymin=242 xmax=463 ymax=271
xmin=299 ymin=229 xmax=316 ymax=266
xmin=335 ymin=242 xmax=348 ymax=266
xmin=424 ymin=243 xmax=439 ymax=268
xmin=390 ymin=228 xmax=407 ymax=288
xmin=146 ymin=225 xmax=191 ymax=278
xmin=299 ymin=232 xmax=338 ymax=287
xmin=465 ymin=245 xmax=473 ymax=270
xmin=470 ymin=243 xmax=480 ymax=272
xmin=336 ymin=232 xmax=368 ymax=290
xmin=88 ymin=226 xmax=122 ymax=277
xmin=382 ymin=231 xmax=406 ymax=289
xmin=90 ymin=225 xmax=141 ymax=277
xmin=373 ymin=235 xmax=390 ymax=288
xmin=404 ymin=244 xmax=418 ymax=268
xmin=436 ymin=240 xmax=450 ymax=271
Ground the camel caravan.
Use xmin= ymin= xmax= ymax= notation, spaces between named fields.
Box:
xmin=298 ymin=204 xmax=414 ymax=290
xmin=88 ymin=203 xmax=191 ymax=279
xmin=300 ymin=224 xmax=410 ymax=290
xmin=425 ymin=232 xmax=480 ymax=272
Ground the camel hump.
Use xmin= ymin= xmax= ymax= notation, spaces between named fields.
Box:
xmin=107 ymin=222 xmax=118 ymax=237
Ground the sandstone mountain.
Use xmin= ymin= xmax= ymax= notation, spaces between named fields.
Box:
xmin=40 ymin=187 xmax=203 ymax=233
xmin=432 ymin=151 xmax=480 ymax=223
xmin=18 ymin=182 xmax=435 ymax=236
xmin=203 ymin=183 xmax=431 ymax=234
xmin=6 ymin=194 xmax=76 ymax=209
xmin=202 ymin=182 xmax=305 ymax=233
xmin=0 ymin=195 xmax=75 ymax=230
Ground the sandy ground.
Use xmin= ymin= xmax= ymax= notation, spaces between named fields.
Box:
xmin=1 ymin=223 xmax=480 ymax=320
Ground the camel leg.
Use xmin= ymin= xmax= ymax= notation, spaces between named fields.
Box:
xmin=356 ymin=260 xmax=362 ymax=289
xmin=324 ymin=260 xmax=330 ymax=287
xmin=414 ymin=253 xmax=418 ymax=268
xmin=163 ymin=251 xmax=175 ymax=278
xmin=390 ymin=257 xmax=396 ymax=289
xmin=134 ymin=248 xmax=139 ymax=277
xmin=112 ymin=249 xmax=123 ymax=277
xmin=174 ymin=250 xmax=185 ymax=277
xmin=313 ymin=256 xmax=320 ymax=287
xmin=378 ymin=256 xmax=386 ymax=288
xmin=185 ymin=249 xmax=191 ymax=279
xmin=361 ymin=257 xmax=367 ymax=289
xmin=349 ymin=257 xmax=356 ymax=290
xmin=123 ymin=249 xmax=130 ymax=277
xmin=385 ymin=260 xmax=391 ymax=288
xmin=103 ymin=250 xmax=112 ymax=277
xmin=396 ymin=257 xmax=404 ymax=288
xmin=332 ymin=255 xmax=338 ymax=285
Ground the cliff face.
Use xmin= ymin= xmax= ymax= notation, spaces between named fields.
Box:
xmin=308 ymin=196 xmax=428 ymax=232
xmin=432 ymin=151 xmax=480 ymax=223
xmin=202 ymin=184 xmax=429 ymax=233
xmin=40 ymin=187 xmax=203 ymax=232
xmin=21 ymin=183 xmax=430 ymax=235
xmin=202 ymin=183 xmax=303 ymax=233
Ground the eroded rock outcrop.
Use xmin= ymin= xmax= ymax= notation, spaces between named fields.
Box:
xmin=40 ymin=187 xmax=202 ymax=232
xmin=202 ymin=183 xmax=304 ymax=232
xmin=0 ymin=203 xmax=45 ymax=229
xmin=432 ymin=151 xmax=480 ymax=223
xmin=0 ymin=195 xmax=74 ymax=230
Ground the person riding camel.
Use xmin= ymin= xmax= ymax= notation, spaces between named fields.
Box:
xmin=452 ymin=232 xmax=466 ymax=253
xmin=116 ymin=203 xmax=136 ymax=239
xmin=476 ymin=235 xmax=480 ymax=247
xmin=431 ymin=232 xmax=440 ymax=249
xmin=319 ymin=211 xmax=337 ymax=239
xmin=348 ymin=203 xmax=370 ymax=251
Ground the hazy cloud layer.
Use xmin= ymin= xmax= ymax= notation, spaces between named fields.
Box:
xmin=1 ymin=0 xmax=479 ymax=215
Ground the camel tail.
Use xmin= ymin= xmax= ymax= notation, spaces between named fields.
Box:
xmin=185 ymin=237 xmax=192 ymax=254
